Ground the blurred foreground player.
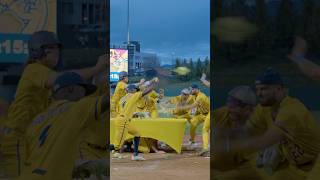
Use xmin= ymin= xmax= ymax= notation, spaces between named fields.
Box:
xmin=19 ymin=72 xmax=108 ymax=180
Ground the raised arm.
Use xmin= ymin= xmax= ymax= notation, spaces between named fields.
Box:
xmin=288 ymin=37 xmax=320 ymax=80
xmin=45 ymin=54 xmax=108 ymax=89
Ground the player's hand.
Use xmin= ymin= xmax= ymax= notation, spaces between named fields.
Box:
xmin=139 ymin=78 xmax=146 ymax=84
xmin=152 ymin=77 xmax=159 ymax=83
xmin=287 ymin=36 xmax=308 ymax=62
xmin=95 ymin=54 xmax=108 ymax=72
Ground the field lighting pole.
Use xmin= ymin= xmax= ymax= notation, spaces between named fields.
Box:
xmin=127 ymin=0 xmax=130 ymax=45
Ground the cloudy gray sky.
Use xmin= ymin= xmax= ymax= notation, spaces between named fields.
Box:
xmin=110 ymin=0 xmax=210 ymax=65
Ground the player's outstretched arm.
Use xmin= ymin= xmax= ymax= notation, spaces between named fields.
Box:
xmin=135 ymin=78 xmax=146 ymax=87
xmin=45 ymin=54 xmax=108 ymax=89
xmin=142 ymin=78 xmax=158 ymax=97
xmin=288 ymin=37 xmax=320 ymax=80
xmin=217 ymin=127 xmax=284 ymax=154
xmin=176 ymin=102 xmax=197 ymax=111
xmin=200 ymin=73 xmax=210 ymax=87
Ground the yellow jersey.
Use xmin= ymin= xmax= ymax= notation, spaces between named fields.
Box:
xmin=194 ymin=91 xmax=210 ymax=115
xmin=169 ymin=95 xmax=195 ymax=115
xmin=118 ymin=92 xmax=143 ymax=119
xmin=213 ymin=106 xmax=248 ymax=165
xmin=247 ymin=96 xmax=320 ymax=168
xmin=111 ymin=81 xmax=127 ymax=103
xmin=20 ymin=96 xmax=102 ymax=180
xmin=6 ymin=63 xmax=55 ymax=136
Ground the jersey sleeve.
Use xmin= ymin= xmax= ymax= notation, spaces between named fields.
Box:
xmin=169 ymin=96 xmax=179 ymax=104
xmin=273 ymin=105 xmax=299 ymax=137
xmin=23 ymin=64 xmax=55 ymax=89
xmin=68 ymin=96 xmax=103 ymax=129
xmin=245 ymin=106 xmax=268 ymax=135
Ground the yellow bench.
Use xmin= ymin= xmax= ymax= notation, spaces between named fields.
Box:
xmin=110 ymin=118 xmax=187 ymax=153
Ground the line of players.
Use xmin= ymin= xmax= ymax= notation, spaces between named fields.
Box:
xmin=110 ymin=71 xmax=211 ymax=160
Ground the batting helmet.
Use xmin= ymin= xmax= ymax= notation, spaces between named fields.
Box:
xmin=28 ymin=31 xmax=62 ymax=60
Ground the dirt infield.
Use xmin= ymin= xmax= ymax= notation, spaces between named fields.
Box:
xmin=111 ymin=135 xmax=210 ymax=180
xmin=111 ymin=152 xmax=210 ymax=180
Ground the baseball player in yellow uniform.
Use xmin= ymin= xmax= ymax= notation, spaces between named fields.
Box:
xmin=212 ymin=86 xmax=263 ymax=179
xmin=166 ymin=88 xmax=194 ymax=122
xmin=110 ymin=71 xmax=128 ymax=118
xmin=18 ymin=72 xmax=108 ymax=180
xmin=77 ymin=72 xmax=108 ymax=161
xmin=0 ymin=31 xmax=107 ymax=178
xmin=111 ymin=72 xmax=146 ymax=118
xmin=135 ymin=89 xmax=160 ymax=119
xmin=176 ymin=84 xmax=210 ymax=147
xmin=214 ymin=68 xmax=320 ymax=179
xmin=199 ymin=73 xmax=211 ymax=156
xmin=112 ymin=78 xmax=159 ymax=161
xmin=132 ymin=84 xmax=164 ymax=153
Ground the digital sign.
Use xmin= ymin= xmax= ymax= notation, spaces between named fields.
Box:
xmin=110 ymin=49 xmax=128 ymax=82
xmin=0 ymin=0 xmax=57 ymax=63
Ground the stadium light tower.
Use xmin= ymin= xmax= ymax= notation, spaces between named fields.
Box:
xmin=127 ymin=0 xmax=130 ymax=45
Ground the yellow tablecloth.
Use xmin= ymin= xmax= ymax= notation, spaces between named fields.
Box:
xmin=110 ymin=118 xmax=187 ymax=153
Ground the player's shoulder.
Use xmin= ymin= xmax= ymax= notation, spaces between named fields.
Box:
xmin=280 ymin=96 xmax=309 ymax=113
xmin=117 ymin=81 xmax=127 ymax=88
xmin=24 ymin=63 xmax=51 ymax=73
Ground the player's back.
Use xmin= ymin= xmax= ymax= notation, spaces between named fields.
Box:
xmin=195 ymin=91 xmax=210 ymax=114
xmin=118 ymin=92 xmax=143 ymax=119
xmin=6 ymin=63 xmax=54 ymax=135
xmin=20 ymin=96 xmax=101 ymax=179
xmin=112 ymin=81 xmax=127 ymax=102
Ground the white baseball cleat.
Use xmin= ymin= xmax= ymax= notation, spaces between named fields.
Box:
xmin=131 ymin=155 xmax=146 ymax=161
xmin=112 ymin=151 xmax=124 ymax=159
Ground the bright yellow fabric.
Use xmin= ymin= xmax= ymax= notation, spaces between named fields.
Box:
xmin=110 ymin=81 xmax=127 ymax=117
xmin=111 ymin=118 xmax=187 ymax=153
xmin=190 ymin=114 xmax=206 ymax=142
xmin=247 ymin=96 xmax=320 ymax=169
xmin=169 ymin=95 xmax=194 ymax=116
xmin=202 ymin=112 xmax=210 ymax=150
xmin=119 ymin=92 xmax=143 ymax=119
xmin=194 ymin=91 xmax=210 ymax=115
xmin=19 ymin=96 xmax=102 ymax=180
xmin=135 ymin=92 xmax=159 ymax=118
xmin=212 ymin=107 xmax=263 ymax=179
xmin=113 ymin=116 xmax=140 ymax=150
xmin=0 ymin=63 xmax=54 ymax=178
xmin=113 ymin=92 xmax=143 ymax=150
xmin=6 ymin=63 xmax=54 ymax=136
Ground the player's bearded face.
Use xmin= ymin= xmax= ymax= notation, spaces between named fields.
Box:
xmin=256 ymin=85 xmax=278 ymax=106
